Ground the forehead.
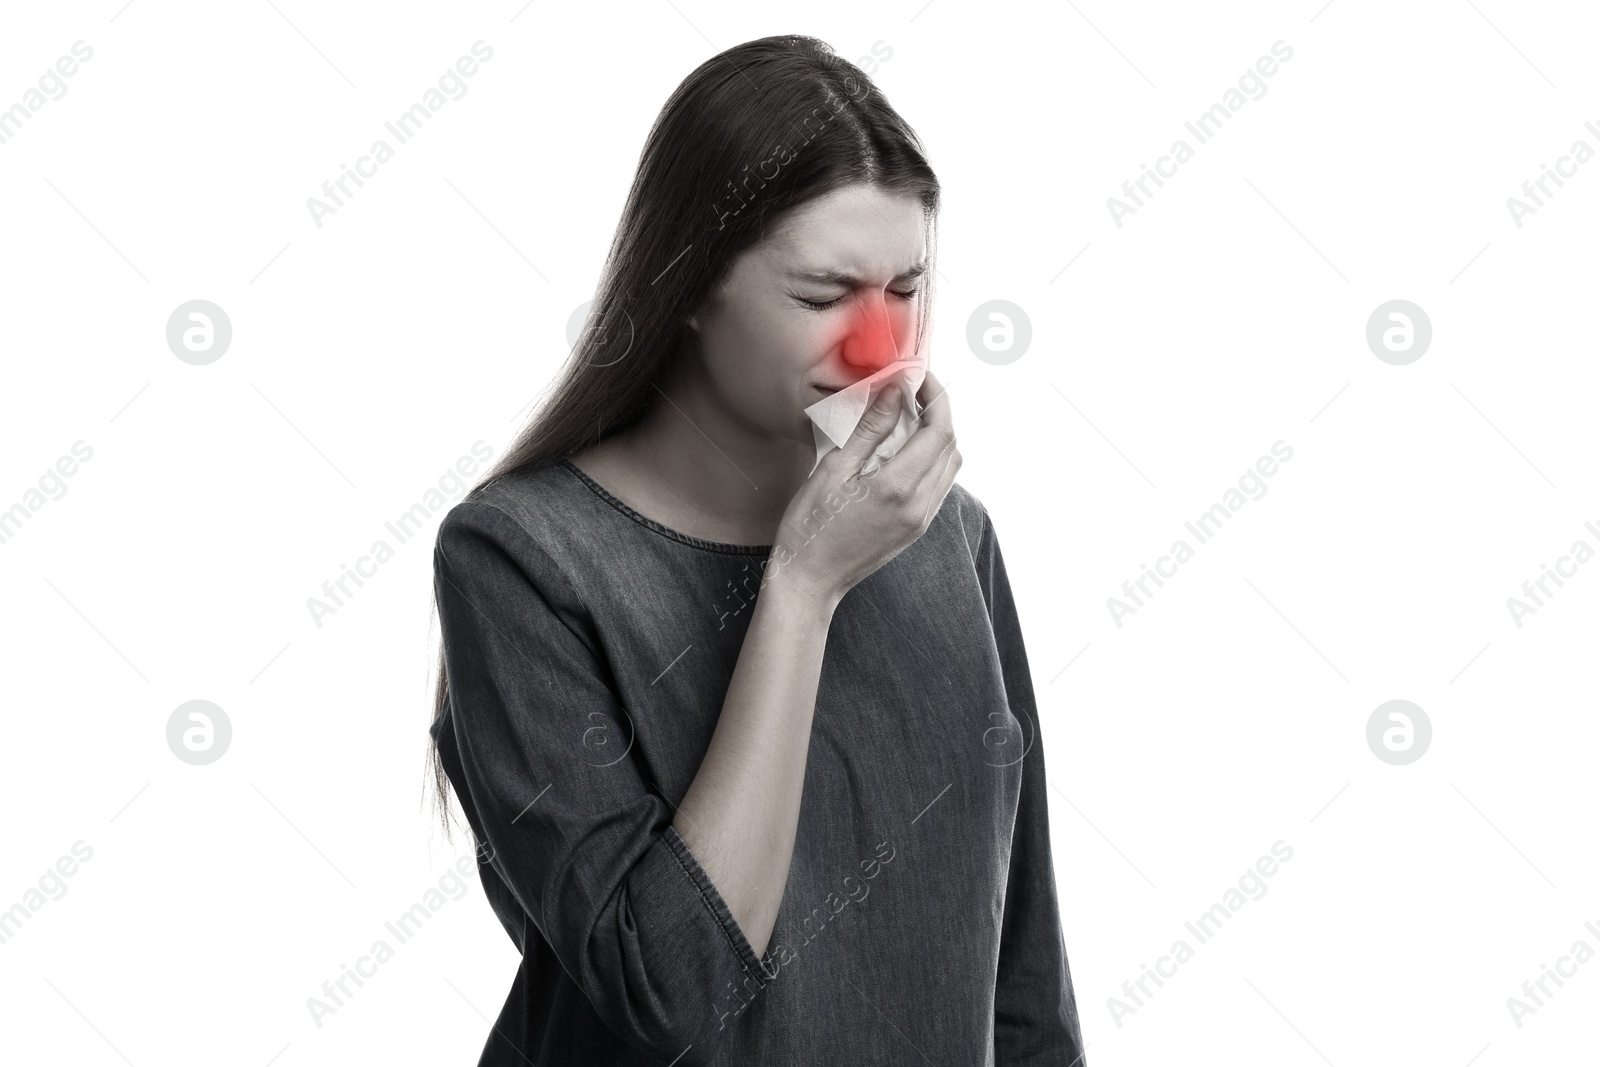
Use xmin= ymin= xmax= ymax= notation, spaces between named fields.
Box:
xmin=764 ymin=184 xmax=927 ymax=275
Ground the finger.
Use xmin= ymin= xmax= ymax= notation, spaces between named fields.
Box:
xmin=875 ymin=370 xmax=953 ymax=475
xmin=833 ymin=372 xmax=909 ymax=467
xmin=904 ymin=368 xmax=953 ymax=443
xmin=916 ymin=433 xmax=962 ymax=530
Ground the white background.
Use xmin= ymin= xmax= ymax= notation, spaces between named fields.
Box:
xmin=2 ymin=1 xmax=1596 ymax=1064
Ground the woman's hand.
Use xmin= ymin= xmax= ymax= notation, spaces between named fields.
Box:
xmin=769 ymin=368 xmax=960 ymax=610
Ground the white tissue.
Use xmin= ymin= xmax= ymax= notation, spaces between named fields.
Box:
xmin=803 ymin=359 xmax=927 ymax=477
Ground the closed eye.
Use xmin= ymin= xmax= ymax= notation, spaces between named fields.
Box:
xmin=797 ymin=288 xmax=919 ymax=312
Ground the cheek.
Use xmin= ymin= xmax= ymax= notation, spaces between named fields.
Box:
xmin=703 ymin=324 xmax=806 ymax=416
xmin=733 ymin=310 xmax=824 ymax=385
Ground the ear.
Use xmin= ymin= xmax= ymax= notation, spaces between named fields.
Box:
xmin=687 ymin=313 xmax=699 ymax=332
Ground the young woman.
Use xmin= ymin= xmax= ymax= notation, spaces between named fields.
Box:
xmin=427 ymin=34 xmax=1086 ymax=1066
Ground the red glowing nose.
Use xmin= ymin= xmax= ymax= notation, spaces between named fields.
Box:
xmin=840 ymin=300 xmax=898 ymax=373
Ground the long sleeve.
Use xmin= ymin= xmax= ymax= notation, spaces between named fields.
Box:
xmin=974 ymin=507 xmax=1089 ymax=1067
xmin=431 ymin=498 xmax=768 ymax=1064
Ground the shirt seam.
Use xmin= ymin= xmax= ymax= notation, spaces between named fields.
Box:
xmin=661 ymin=824 xmax=770 ymax=979
xmin=439 ymin=497 xmax=613 ymax=673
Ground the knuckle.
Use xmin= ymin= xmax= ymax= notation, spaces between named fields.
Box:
xmin=879 ymin=477 xmax=912 ymax=507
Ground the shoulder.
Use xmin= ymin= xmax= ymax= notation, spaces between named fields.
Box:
xmin=431 ymin=464 xmax=610 ymax=630
xmin=434 ymin=462 xmax=586 ymax=581
xmin=439 ymin=461 xmax=577 ymax=543
xmin=431 ymin=472 xmax=608 ymax=657
xmin=937 ymin=479 xmax=994 ymax=566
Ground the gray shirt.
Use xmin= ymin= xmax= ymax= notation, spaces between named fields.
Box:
xmin=430 ymin=457 xmax=1087 ymax=1065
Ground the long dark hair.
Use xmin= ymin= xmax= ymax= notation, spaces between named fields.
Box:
xmin=426 ymin=34 xmax=942 ymax=838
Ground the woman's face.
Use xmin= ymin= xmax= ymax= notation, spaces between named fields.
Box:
xmin=687 ymin=183 xmax=930 ymax=447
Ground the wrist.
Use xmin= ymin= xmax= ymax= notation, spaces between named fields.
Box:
xmin=757 ymin=566 xmax=841 ymax=622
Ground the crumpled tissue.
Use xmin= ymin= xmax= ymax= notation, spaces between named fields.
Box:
xmin=803 ymin=358 xmax=927 ymax=477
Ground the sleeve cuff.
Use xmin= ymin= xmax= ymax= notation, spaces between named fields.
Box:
xmin=661 ymin=823 xmax=770 ymax=981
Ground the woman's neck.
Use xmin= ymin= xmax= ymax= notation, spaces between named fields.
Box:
xmin=585 ymin=363 xmax=816 ymax=544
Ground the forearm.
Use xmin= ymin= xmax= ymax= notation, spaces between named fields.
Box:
xmin=673 ymin=581 xmax=836 ymax=959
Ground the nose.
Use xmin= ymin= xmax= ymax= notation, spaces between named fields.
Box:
xmin=840 ymin=295 xmax=898 ymax=374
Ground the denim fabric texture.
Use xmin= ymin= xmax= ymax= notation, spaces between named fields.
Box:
xmin=430 ymin=458 xmax=1087 ymax=1065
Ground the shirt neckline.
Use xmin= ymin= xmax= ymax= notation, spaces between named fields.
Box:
xmin=557 ymin=458 xmax=774 ymax=556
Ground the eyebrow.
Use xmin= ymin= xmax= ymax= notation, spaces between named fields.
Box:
xmin=787 ymin=261 xmax=928 ymax=286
